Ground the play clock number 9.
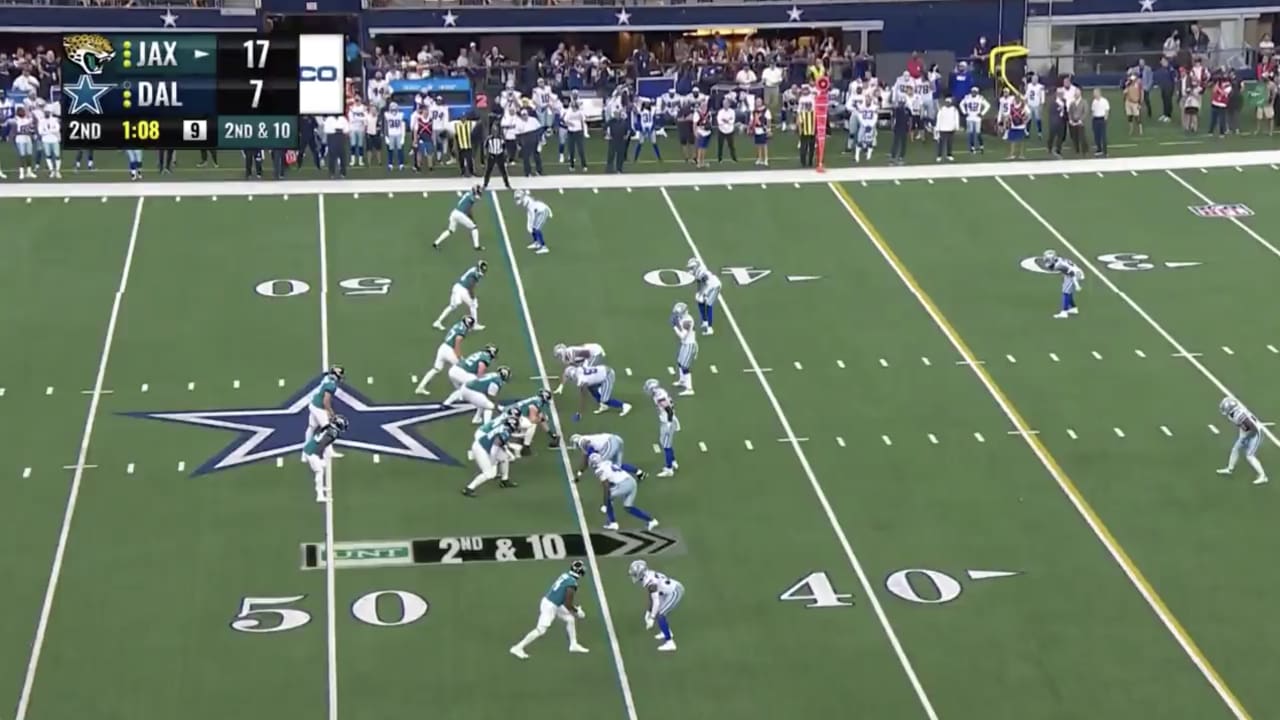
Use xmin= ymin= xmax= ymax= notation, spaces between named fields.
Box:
xmin=122 ymin=119 xmax=161 ymax=142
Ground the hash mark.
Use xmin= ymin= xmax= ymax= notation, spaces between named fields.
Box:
xmin=783 ymin=437 xmax=810 ymax=443
xmin=366 ymin=376 xmax=374 ymax=385
xmin=177 ymin=461 xmax=185 ymax=472
xmin=1006 ymin=354 xmax=1017 ymax=364
xmin=667 ymin=366 xmax=676 ymax=376
xmin=624 ymin=367 xmax=633 ymax=376
xmin=893 ymin=179 xmax=901 ymax=186
xmin=353 ymin=193 xmax=360 ymax=199
xmin=1066 ymin=429 xmax=1078 ymax=439
xmin=836 ymin=437 xmax=846 ymax=447
xmin=233 ymin=380 xmax=241 ymax=389
xmin=45 ymin=386 xmax=53 ymax=396
xmin=1208 ymin=424 xmax=1220 ymax=435
xmin=927 ymin=179 xmax=935 ymax=185
xmin=693 ymin=186 xmax=700 ymax=191
xmin=1135 ymin=349 xmax=1146 ymax=358
xmin=81 ymin=389 xmax=113 ymax=395
xmin=793 ymin=361 xmax=803 ymax=370
xmin=126 ymin=463 xmax=135 ymax=475
xmin=1029 ymin=175 xmax=1036 ymax=180
xmin=747 ymin=368 xmax=774 ymax=373
xmin=836 ymin=360 xmax=846 ymax=369
xmin=278 ymin=378 xmax=286 ymax=387
xmin=411 ymin=375 xmax=419 ymax=384
xmin=1222 ymin=346 xmax=1234 ymax=355
xmin=1160 ymin=426 xmax=1173 ymax=437
xmin=1049 ymin=353 xmax=1060 ymax=362
xmin=709 ymin=365 xmax=718 ymax=374
xmin=1268 ymin=344 xmax=1278 ymax=354
xmin=1173 ymin=351 xmax=1203 ymax=359
xmin=627 ymin=188 xmax=634 ymax=193
xmin=744 ymin=440 xmax=754 ymax=450
xmin=1096 ymin=172 xmax=1104 ymax=178
xmin=63 ymin=464 xmax=97 ymax=470
xmin=373 ymin=454 xmax=381 ymax=464
xmin=879 ymin=358 xmax=889 ymax=368
xmin=921 ymin=357 xmax=931 ymax=366
xmin=0 ymin=388 xmax=4 ymax=396
xmin=187 ymin=382 xmax=195 ymax=391
xmin=22 ymin=467 xmax=31 ymax=479
xmin=974 ymin=432 xmax=985 ymax=443
xmin=698 ymin=441 xmax=708 ymax=453
xmin=1091 ymin=351 xmax=1103 ymax=360
xmin=725 ymin=184 xmax=733 ymax=190
xmin=881 ymin=435 xmax=893 ymax=446
xmin=651 ymin=444 xmax=661 ymax=455
xmin=928 ymin=433 xmax=939 ymax=445
xmin=1113 ymin=427 xmax=1125 ymax=438
xmin=1199 ymin=168 xmax=1208 ymax=174
xmin=141 ymin=383 xmax=148 ymax=392
xmin=1130 ymin=170 xmax=1139 ymax=176
xmin=593 ymin=188 xmax=600 ymax=194
xmin=275 ymin=457 xmax=284 ymax=467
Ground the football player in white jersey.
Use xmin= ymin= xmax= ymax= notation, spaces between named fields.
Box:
xmin=686 ymin=257 xmax=721 ymax=335
xmin=670 ymin=302 xmax=698 ymax=396
xmin=38 ymin=111 xmax=61 ymax=178
xmin=643 ymin=379 xmax=680 ymax=476
xmin=1035 ymin=250 xmax=1084 ymax=318
xmin=568 ymin=432 xmax=641 ymax=479
xmin=628 ymin=560 xmax=683 ymax=652
xmin=1217 ymin=397 xmax=1268 ymax=484
xmin=347 ymin=97 xmax=369 ymax=166
xmin=383 ymin=101 xmax=407 ymax=171
xmin=513 ymin=189 xmax=553 ymax=254
xmin=552 ymin=342 xmax=606 ymax=394
xmin=564 ymin=364 xmax=632 ymax=421
xmin=591 ymin=454 xmax=658 ymax=532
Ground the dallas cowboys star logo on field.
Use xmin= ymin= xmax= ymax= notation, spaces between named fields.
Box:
xmin=65 ymin=74 xmax=114 ymax=115
xmin=124 ymin=376 xmax=475 ymax=476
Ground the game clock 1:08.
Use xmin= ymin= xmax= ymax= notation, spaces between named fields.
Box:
xmin=122 ymin=119 xmax=162 ymax=142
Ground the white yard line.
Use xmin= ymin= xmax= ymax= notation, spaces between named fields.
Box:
xmin=317 ymin=194 xmax=340 ymax=720
xmin=491 ymin=192 xmax=639 ymax=720
xmin=832 ymin=181 xmax=1251 ymax=720
xmin=997 ymin=177 xmax=1278 ymax=451
xmin=661 ymin=187 xmax=939 ymax=720
xmin=17 ymin=197 xmax=145 ymax=720
xmin=1163 ymin=170 xmax=1280 ymax=259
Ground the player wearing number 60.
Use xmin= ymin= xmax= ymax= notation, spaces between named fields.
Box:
xmin=629 ymin=560 xmax=684 ymax=652
xmin=509 ymin=560 xmax=591 ymax=660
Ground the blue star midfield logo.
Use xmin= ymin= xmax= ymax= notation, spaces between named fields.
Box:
xmin=65 ymin=74 xmax=115 ymax=115
xmin=123 ymin=376 xmax=475 ymax=476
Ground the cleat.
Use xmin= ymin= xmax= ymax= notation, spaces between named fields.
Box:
xmin=603 ymin=522 xmax=620 ymax=530
xmin=647 ymin=518 xmax=660 ymax=531
xmin=1067 ymin=307 xmax=1079 ymax=315
xmin=620 ymin=403 xmax=632 ymax=417
xmin=535 ymin=247 xmax=549 ymax=255
xmin=473 ymin=324 xmax=487 ymax=331
xmin=461 ymin=487 xmax=477 ymax=497
xmin=657 ymin=468 xmax=675 ymax=477
xmin=593 ymin=404 xmax=609 ymax=415
xmin=1053 ymin=311 xmax=1069 ymax=319
xmin=471 ymin=415 xmax=483 ymax=425
xmin=568 ymin=644 xmax=590 ymax=654
xmin=510 ymin=646 xmax=529 ymax=660
xmin=654 ymin=632 xmax=667 ymax=640
xmin=499 ymin=479 xmax=519 ymax=488
xmin=432 ymin=322 xmax=445 ymax=331
xmin=671 ymin=462 xmax=679 ymax=470
xmin=1216 ymin=467 xmax=1232 ymax=475
xmin=704 ymin=326 xmax=715 ymax=336
xmin=414 ymin=388 xmax=430 ymax=396
xmin=329 ymin=451 xmax=345 ymax=458
xmin=315 ymin=490 xmax=330 ymax=503
xmin=678 ymin=389 xmax=695 ymax=397
xmin=526 ymin=242 xmax=540 ymax=250
xmin=1254 ymin=476 xmax=1269 ymax=485
xmin=657 ymin=640 xmax=677 ymax=652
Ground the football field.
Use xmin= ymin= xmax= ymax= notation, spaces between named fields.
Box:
xmin=3 ymin=150 xmax=1280 ymax=720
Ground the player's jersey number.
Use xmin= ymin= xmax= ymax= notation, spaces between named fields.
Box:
xmin=231 ymin=590 xmax=428 ymax=633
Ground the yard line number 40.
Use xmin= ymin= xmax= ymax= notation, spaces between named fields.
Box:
xmin=781 ymin=569 xmax=973 ymax=608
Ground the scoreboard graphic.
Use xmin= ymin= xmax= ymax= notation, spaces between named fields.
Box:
xmin=61 ymin=33 xmax=346 ymax=150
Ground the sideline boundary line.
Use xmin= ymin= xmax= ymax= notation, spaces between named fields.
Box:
xmin=2 ymin=150 xmax=1278 ymax=200
xmin=661 ymin=187 xmax=940 ymax=720
xmin=830 ymin=181 xmax=1252 ymax=720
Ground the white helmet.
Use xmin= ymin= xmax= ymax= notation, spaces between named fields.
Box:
xmin=672 ymin=302 xmax=688 ymax=316
xmin=628 ymin=560 xmax=648 ymax=583
xmin=642 ymin=379 xmax=659 ymax=396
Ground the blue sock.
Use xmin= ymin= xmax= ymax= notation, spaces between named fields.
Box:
xmin=633 ymin=142 xmax=642 ymax=161
xmin=626 ymin=505 xmax=653 ymax=522
xmin=606 ymin=398 xmax=624 ymax=409
xmin=697 ymin=302 xmax=707 ymax=322
xmin=705 ymin=306 xmax=714 ymax=326
xmin=1061 ymin=293 xmax=1073 ymax=311
xmin=652 ymin=143 xmax=661 ymax=160
xmin=533 ymin=229 xmax=544 ymax=247
xmin=663 ymin=447 xmax=675 ymax=468
xmin=621 ymin=463 xmax=640 ymax=475
xmin=657 ymin=615 xmax=672 ymax=640
xmin=605 ymin=502 xmax=616 ymax=524
xmin=558 ymin=139 xmax=565 ymax=155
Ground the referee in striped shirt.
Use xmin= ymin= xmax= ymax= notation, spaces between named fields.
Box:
xmin=482 ymin=116 xmax=512 ymax=190
xmin=796 ymin=88 xmax=817 ymax=168
xmin=453 ymin=114 xmax=476 ymax=177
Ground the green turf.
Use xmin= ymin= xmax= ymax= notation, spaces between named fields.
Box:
xmin=3 ymin=156 xmax=1278 ymax=719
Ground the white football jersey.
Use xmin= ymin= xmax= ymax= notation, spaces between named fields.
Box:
xmin=1225 ymin=403 xmax=1260 ymax=431
xmin=640 ymin=569 xmax=680 ymax=599
xmin=673 ymin=312 xmax=696 ymax=344
xmin=651 ymin=387 xmax=675 ymax=423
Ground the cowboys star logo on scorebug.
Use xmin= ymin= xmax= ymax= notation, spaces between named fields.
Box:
xmin=123 ymin=375 xmax=475 ymax=476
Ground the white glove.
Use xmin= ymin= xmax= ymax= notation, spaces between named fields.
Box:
xmin=644 ymin=612 xmax=654 ymax=630
xmin=575 ymin=606 xmax=586 ymax=620
xmin=694 ymin=292 xmax=705 ymax=304
xmin=600 ymin=504 xmax=608 ymax=514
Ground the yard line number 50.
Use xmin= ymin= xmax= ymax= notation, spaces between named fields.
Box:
xmin=254 ymin=276 xmax=393 ymax=297
xmin=231 ymin=590 xmax=428 ymax=633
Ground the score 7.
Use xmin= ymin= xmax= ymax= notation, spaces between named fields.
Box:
xmin=248 ymin=79 xmax=263 ymax=110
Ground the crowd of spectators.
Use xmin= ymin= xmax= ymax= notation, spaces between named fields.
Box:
xmin=0 ymin=46 xmax=60 ymax=97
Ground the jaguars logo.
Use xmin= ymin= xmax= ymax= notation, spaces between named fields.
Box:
xmin=63 ymin=34 xmax=116 ymax=76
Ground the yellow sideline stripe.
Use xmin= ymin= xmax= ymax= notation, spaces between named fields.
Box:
xmin=828 ymin=180 xmax=1252 ymax=720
